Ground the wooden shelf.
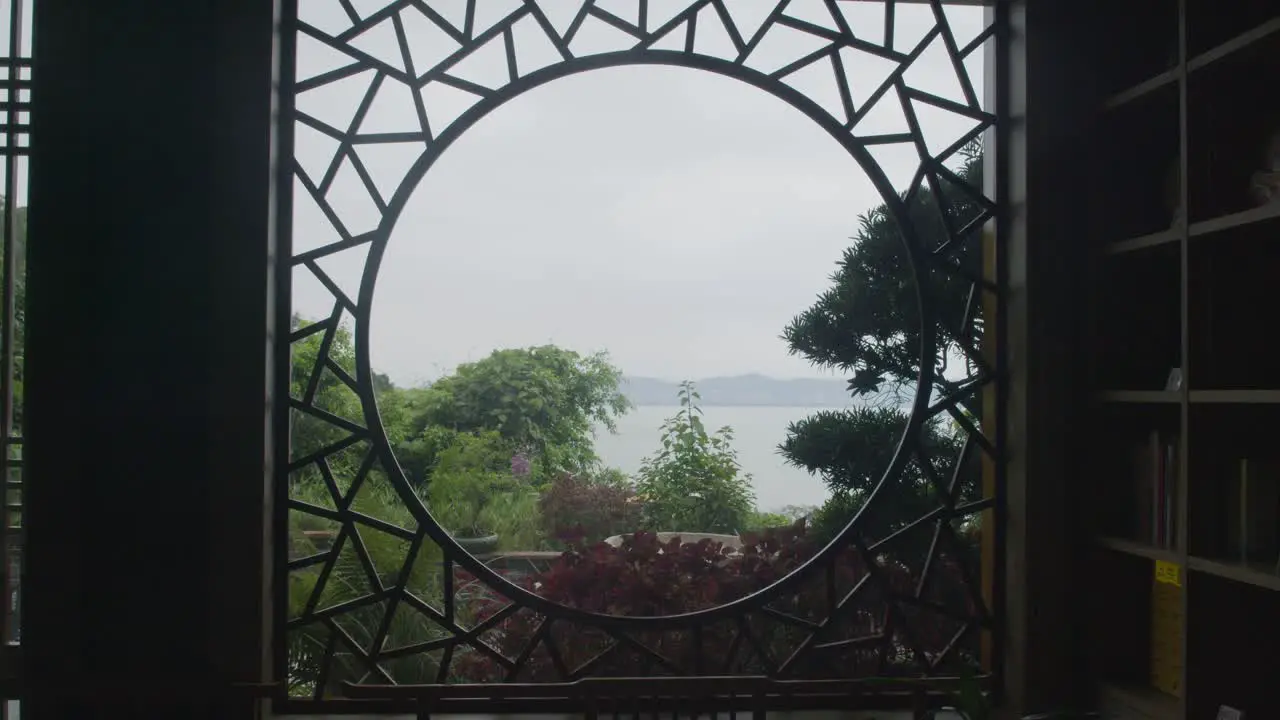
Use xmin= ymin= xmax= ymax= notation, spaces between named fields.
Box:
xmin=1188 ymin=555 xmax=1280 ymax=592
xmin=1098 ymin=391 xmax=1180 ymax=404
xmin=1102 ymin=68 xmax=1179 ymax=111
xmin=1187 ymin=16 xmax=1280 ymax=74
xmin=1097 ymin=536 xmax=1180 ymax=564
xmin=1094 ymin=541 xmax=1280 ymax=592
xmin=1189 ymin=202 xmax=1280 ymax=238
xmin=1103 ymin=227 xmax=1181 ymax=256
xmin=1095 ymin=390 xmax=1280 ymax=405
xmin=1101 ymin=203 xmax=1280 ymax=255
xmin=1189 ymin=389 xmax=1280 ymax=404
xmin=1098 ymin=682 xmax=1181 ymax=719
xmin=1100 ymin=17 xmax=1279 ymax=114
xmin=1086 ymin=8 xmax=1280 ymax=718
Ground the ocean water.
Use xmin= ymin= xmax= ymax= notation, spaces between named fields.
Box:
xmin=593 ymin=405 xmax=832 ymax=513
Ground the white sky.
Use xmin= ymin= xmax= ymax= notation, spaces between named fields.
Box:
xmin=290 ymin=1 xmax=988 ymax=387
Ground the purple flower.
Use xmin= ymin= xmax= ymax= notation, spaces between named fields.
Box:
xmin=510 ymin=453 xmax=531 ymax=477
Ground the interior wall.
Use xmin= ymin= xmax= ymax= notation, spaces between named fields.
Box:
xmin=21 ymin=2 xmax=280 ymax=718
xmin=1000 ymin=0 xmax=1099 ymax=715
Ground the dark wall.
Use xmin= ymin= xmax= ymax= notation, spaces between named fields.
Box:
xmin=23 ymin=2 xmax=280 ymax=717
xmin=1002 ymin=0 xmax=1099 ymax=714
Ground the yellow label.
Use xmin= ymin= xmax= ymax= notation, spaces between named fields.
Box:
xmin=1154 ymin=560 xmax=1182 ymax=586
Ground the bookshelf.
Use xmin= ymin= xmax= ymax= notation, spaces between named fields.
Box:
xmin=1084 ymin=1 xmax=1280 ymax=718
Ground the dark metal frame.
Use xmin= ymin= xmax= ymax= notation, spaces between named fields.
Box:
xmin=984 ymin=0 xmax=1008 ymax=702
xmin=276 ymin=0 xmax=1006 ymax=713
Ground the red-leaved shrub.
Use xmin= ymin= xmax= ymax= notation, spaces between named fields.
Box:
xmin=452 ymin=520 xmax=978 ymax=683
xmin=538 ymin=473 xmax=642 ymax=546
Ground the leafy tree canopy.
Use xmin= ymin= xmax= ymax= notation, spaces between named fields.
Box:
xmin=781 ymin=152 xmax=984 ymax=399
xmin=413 ymin=345 xmax=630 ymax=476
xmin=287 ymin=329 xmax=630 ymax=488
xmin=778 ymin=151 xmax=986 ymax=556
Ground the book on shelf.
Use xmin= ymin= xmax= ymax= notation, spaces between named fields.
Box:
xmin=1226 ymin=457 xmax=1280 ymax=567
xmin=1150 ymin=559 xmax=1183 ymax=698
xmin=1130 ymin=430 xmax=1179 ymax=549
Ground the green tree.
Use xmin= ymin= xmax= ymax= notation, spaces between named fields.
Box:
xmin=779 ymin=151 xmax=985 ymax=555
xmin=415 ymin=345 xmax=630 ymax=476
xmin=781 ymin=151 xmax=984 ymax=400
xmin=781 ymin=407 xmax=972 ymax=557
xmin=376 ymin=384 xmax=443 ymax=485
xmin=635 ymin=381 xmax=755 ymax=534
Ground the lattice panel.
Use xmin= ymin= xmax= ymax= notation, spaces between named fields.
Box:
xmin=0 ymin=0 xmax=30 ymax=664
xmin=280 ymin=0 xmax=1001 ymax=704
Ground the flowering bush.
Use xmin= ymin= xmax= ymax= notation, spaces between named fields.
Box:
xmin=451 ymin=520 xmax=978 ymax=683
xmin=510 ymin=452 xmax=532 ymax=477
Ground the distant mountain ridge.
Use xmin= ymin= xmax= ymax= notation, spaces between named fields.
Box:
xmin=620 ymin=374 xmax=853 ymax=408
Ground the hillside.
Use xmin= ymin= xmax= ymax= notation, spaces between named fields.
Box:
xmin=620 ymin=374 xmax=853 ymax=407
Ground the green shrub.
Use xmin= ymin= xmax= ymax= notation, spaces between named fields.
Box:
xmin=424 ymin=430 xmax=541 ymax=540
xmin=809 ymin=492 xmax=862 ymax=543
xmin=479 ymin=486 xmax=545 ymax=551
xmin=584 ymin=465 xmax=633 ymax=489
xmin=746 ymin=510 xmax=794 ymax=530
xmin=635 ymin=381 xmax=755 ymax=534
xmin=428 ymin=467 xmax=517 ymax=538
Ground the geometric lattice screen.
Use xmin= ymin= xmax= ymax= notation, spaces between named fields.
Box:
xmin=279 ymin=0 xmax=1001 ymax=710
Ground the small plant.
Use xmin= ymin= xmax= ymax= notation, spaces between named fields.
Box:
xmin=635 ymin=381 xmax=756 ymax=534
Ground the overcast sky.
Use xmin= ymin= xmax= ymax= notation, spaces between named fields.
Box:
xmin=291 ymin=1 xmax=988 ymax=387
xmin=0 ymin=5 xmax=30 ymax=207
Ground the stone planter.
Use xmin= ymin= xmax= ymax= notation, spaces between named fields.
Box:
xmin=453 ymin=533 xmax=500 ymax=556
xmin=603 ymin=532 xmax=743 ymax=553
xmin=303 ymin=529 xmax=338 ymax=552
